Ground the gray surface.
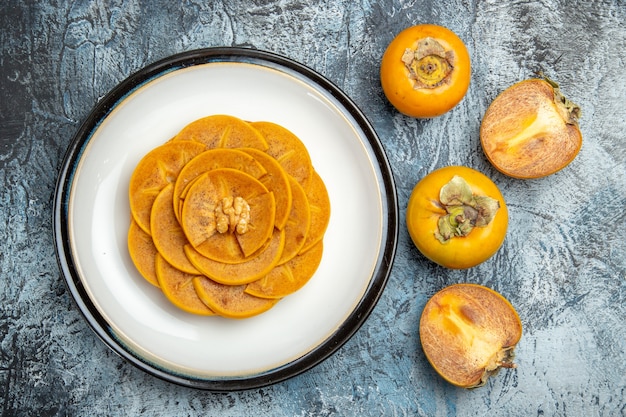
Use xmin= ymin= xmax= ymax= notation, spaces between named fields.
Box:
xmin=1 ymin=1 xmax=625 ymax=416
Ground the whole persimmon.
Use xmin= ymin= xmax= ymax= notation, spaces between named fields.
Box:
xmin=406 ymin=166 xmax=508 ymax=269
xmin=380 ymin=24 xmax=471 ymax=118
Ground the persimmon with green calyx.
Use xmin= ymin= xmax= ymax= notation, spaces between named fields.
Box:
xmin=406 ymin=166 xmax=508 ymax=269
xmin=480 ymin=76 xmax=582 ymax=179
xmin=380 ymin=24 xmax=471 ymax=118
xmin=419 ymin=283 xmax=522 ymax=388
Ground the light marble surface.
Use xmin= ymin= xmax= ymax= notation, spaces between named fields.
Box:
xmin=1 ymin=1 xmax=625 ymax=415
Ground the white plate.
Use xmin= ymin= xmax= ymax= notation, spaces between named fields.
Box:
xmin=54 ymin=48 xmax=398 ymax=390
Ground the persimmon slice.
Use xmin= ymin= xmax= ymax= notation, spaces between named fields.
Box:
xmin=173 ymin=114 xmax=268 ymax=151
xmin=129 ymin=140 xmax=206 ymax=234
xmin=278 ymin=176 xmax=311 ymax=265
xmin=249 ymin=121 xmax=313 ymax=191
xmin=172 ymin=148 xmax=267 ymax=222
xmin=150 ymin=184 xmax=199 ymax=275
xmin=127 ymin=219 xmax=160 ymax=287
xmin=300 ymin=171 xmax=331 ymax=253
xmin=155 ymin=254 xmax=215 ymax=316
xmin=183 ymin=229 xmax=285 ymax=286
xmin=127 ymin=115 xmax=332 ymax=319
xmin=193 ymin=276 xmax=278 ymax=319
xmin=240 ymin=147 xmax=292 ymax=230
xmin=180 ymin=168 xmax=276 ymax=262
xmin=246 ymin=240 xmax=323 ymax=299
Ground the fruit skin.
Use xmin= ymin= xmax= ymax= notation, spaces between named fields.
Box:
xmin=380 ymin=24 xmax=471 ymax=118
xmin=480 ymin=78 xmax=582 ymax=179
xmin=406 ymin=166 xmax=508 ymax=269
xmin=419 ymin=283 xmax=522 ymax=388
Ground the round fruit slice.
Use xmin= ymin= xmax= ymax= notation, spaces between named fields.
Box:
xmin=181 ymin=168 xmax=276 ymax=263
xmin=129 ymin=140 xmax=206 ymax=234
xmin=249 ymin=121 xmax=313 ymax=191
xmin=173 ymin=114 xmax=268 ymax=151
xmin=172 ymin=148 xmax=267 ymax=222
xmin=150 ymin=184 xmax=199 ymax=275
xmin=240 ymin=147 xmax=292 ymax=230
xmin=183 ymin=229 xmax=285 ymax=286
xmin=193 ymin=276 xmax=278 ymax=319
xmin=300 ymin=171 xmax=331 ymax=253
xmin=127 ymin=219 xmax=160 ymax=287
xmin=245 ymin=240 xmax=323 ymax=299
xmin=278 ymin=176 xmax=311 ymax=265
xmin=419 ymin=283 xmax=522 ymax=388
xmin=155 ymin=254 xmax=215 ymax=316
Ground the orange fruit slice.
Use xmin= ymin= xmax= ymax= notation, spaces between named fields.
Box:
xmin=183 ymin=228 xmax=285 ymax=286
xmin=249 ymin=121 xmax=313 ymax=191
xmin=127 ymin=219 xmax=160 ymax=287
xmin=300 ymin=171 xmax=331 ymax=253
xmin=150 ymin=184 xmax=199 ymax=275
xmin=172 ymin=148 xmax=267 ymax=222
xmin=129 ymin=140 xmax=206 ymax=234
xmin=193 ymin=276 xmax=278 ymax=319
xmin=173 ymin=114 xmax=268 ymax=151
xmin=180 ymin=168 xmax=276 ymax=262
xmin=278 ymin=176 xmax=311 ymax=265
xmin=155 ymin=254 xmax=215 ymax=316
xmin=127 ymin=115 xmax=332 ymax=319
xmin=245 ymin=240 xmax=323 ymax=299
xmin=240 ymin=147 xmax=292 ymax=230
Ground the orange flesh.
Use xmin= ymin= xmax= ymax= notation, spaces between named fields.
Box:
xmin=127 ymin=220 xmax=160 ymax=287
xmin=126 ymin=116 xmax=330 ymax=318
xmin=480 ymin=79 xmax=582 ymax=179
xmin=420 ymin=284 xmax=522 ymax=388
xmin=155 ymin=254 xmax=215 ymax=316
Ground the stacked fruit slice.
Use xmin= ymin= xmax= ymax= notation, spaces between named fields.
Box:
xmin=127 ymin=115 xmax=330 ymax=319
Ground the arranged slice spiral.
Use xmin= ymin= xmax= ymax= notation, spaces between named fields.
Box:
xmin=128 ymin=115 xmax=330 ymax=319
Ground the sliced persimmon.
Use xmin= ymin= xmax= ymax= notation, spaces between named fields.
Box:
xmin=128 ymin=115 xmax=332 ymax=319
xmin=180 ymin=168 xmax=276 ymax=262
xmin=184 ymin=229 xmax=285 ymax=286
xmin=193 ymin=276 xmax=278 ymax=319
xmin=150 ymin=184 xmax=199 ymax=275
xmin=173 ymin=114 xmax=268 ymax=151
xmin=480 ymin=78 xmax=582 ymax=179
xmin=419 ymin=283 xmax=522 ymax=388
xmin=249 ymin=121 xmax=313 ymax=191
xmin=240 ymin=147 xmax=292 ymax=230
xmin=129 ymin=140 xmax=206 ymax=235
xmin=172 ymin=148 xmax=267 ymax=222
xmin=246 ymin=240 xmax=323 ymax=299
xmin=278 ymin=176 xmax=311 ymax=265
xmin=300 ymin=171 xmax=331 ymax=253
xmin=127 ymin=219 xmax=160 ymax=287
xmin=155 ymin=254 xmax=215 ymax=316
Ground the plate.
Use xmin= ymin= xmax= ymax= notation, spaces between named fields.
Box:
xmin=53 ymin=47 xmax=398 ymax=391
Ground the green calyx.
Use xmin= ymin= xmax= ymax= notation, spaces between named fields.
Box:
xmin=539 ymin=72 xmax=582 ymax=124
xmin=435 ymin=176 xmax=500 ymax=244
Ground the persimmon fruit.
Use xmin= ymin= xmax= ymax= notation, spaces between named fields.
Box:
xmin=420 ymin=283 xmax=522 ymax=388
xmin=127 ymin=115 xmax=330 ymax=318
xmin=406 ymin=166 xmax=508 ymax=269
xmin=380 ymin=24 xmax=471 ymax=118
xmin=480 ymin=77 xmax=582 ymax=179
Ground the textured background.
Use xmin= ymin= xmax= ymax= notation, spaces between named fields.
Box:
xmin=1 ymin=1 xmax=625 ymax=416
